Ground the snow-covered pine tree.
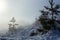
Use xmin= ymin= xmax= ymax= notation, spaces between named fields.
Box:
xmin=8 ymin=17 xmax=18 ymax=35
xmin=39 ymin=10 xmax=51 ymax=30
xmin=44 ymin=0 xmax=60 ymax=29
xmin=38 ymin=0 xmax=60 ymax=30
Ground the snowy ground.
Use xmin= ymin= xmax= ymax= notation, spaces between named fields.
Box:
xmin=0 ymin=21 xmax=60 ymax=40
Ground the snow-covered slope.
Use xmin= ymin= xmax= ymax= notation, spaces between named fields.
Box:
xmin=1 ymin=21 xmax=60 ymax=40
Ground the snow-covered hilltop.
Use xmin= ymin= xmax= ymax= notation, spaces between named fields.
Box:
xmin=0 ymin=20 xmax=60 ymax=40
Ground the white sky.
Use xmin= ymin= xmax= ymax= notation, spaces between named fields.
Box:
xmin=0 ymin=0 xmax=46 ymax=31
xmin=0 ymin=0 xmax=60 ymax=32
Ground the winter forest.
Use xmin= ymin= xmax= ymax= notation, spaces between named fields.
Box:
xmin=0 ymin=0 xmax=60 ymax=40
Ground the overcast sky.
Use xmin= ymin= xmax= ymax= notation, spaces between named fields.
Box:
xmin=0 ymin=0 xmax=60 ymax=32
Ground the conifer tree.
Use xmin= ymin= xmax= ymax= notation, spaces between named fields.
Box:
xmin=39 ymin=0 xmax=60 ymax=30
xmin=39 ymin=10 xmax=51 ymax=30
xmin=8 ymin=17 xmax=18 ymax=34
xmin=44 ymin=0 xmax=60 ymax=29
